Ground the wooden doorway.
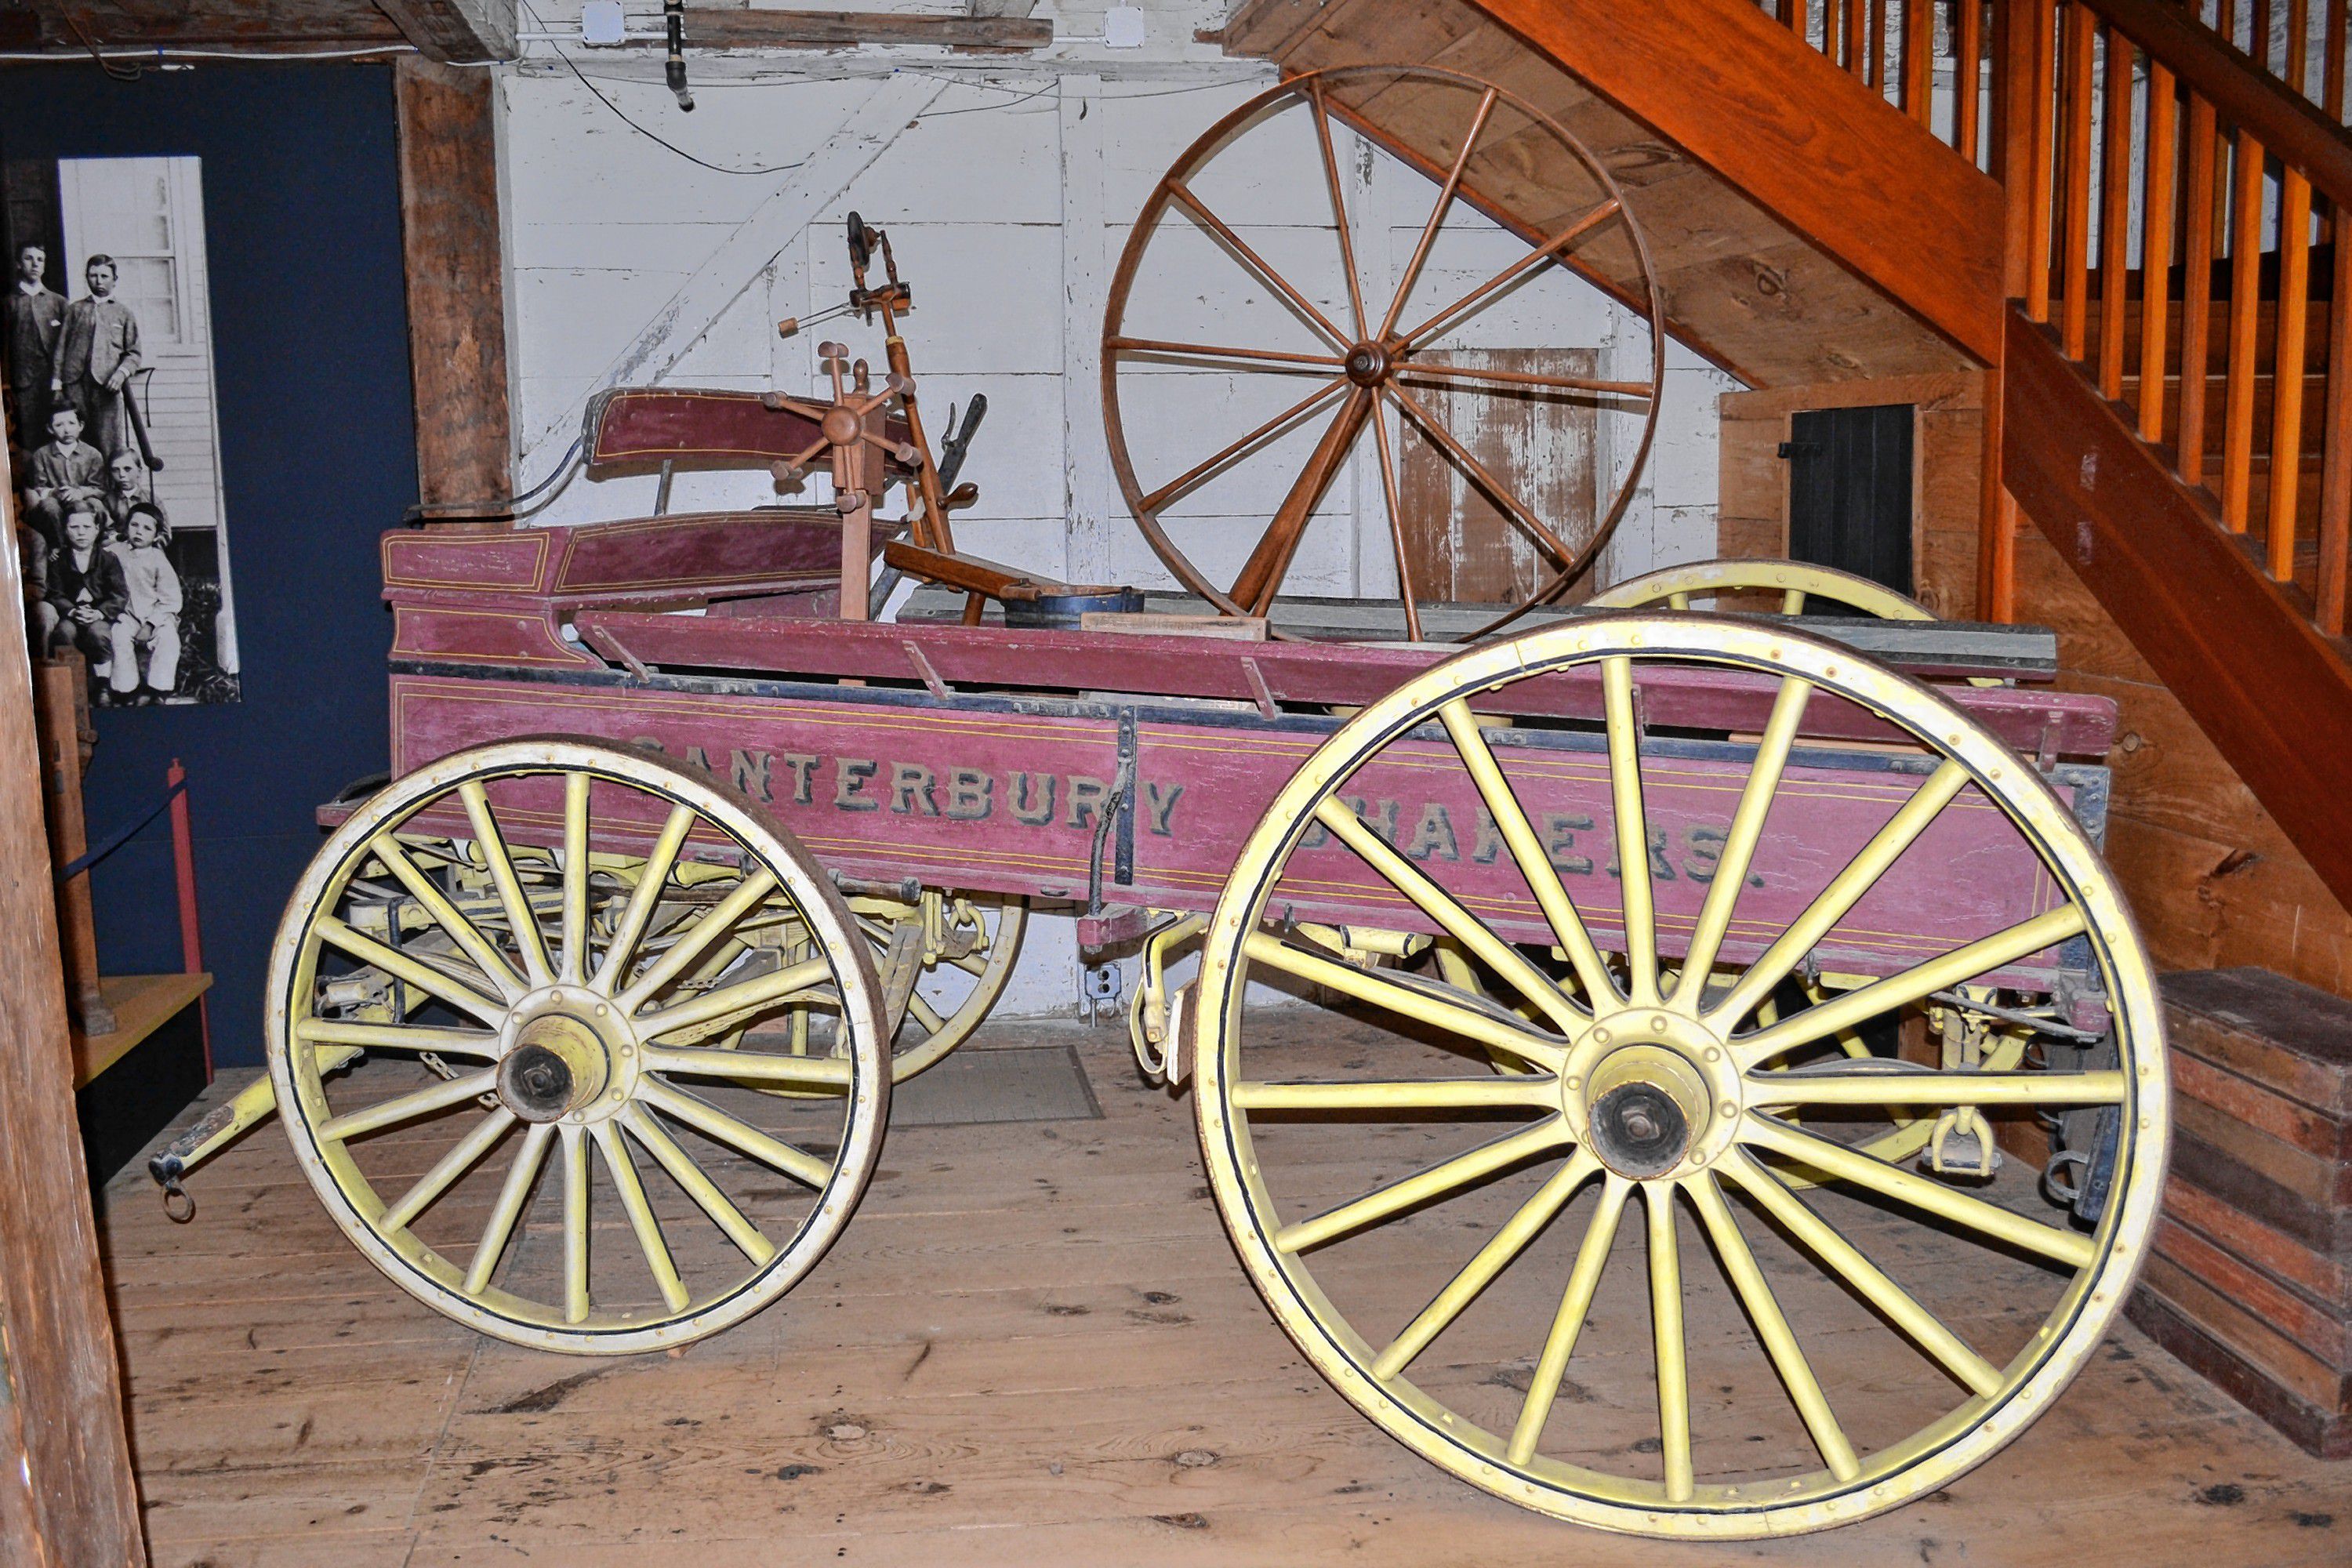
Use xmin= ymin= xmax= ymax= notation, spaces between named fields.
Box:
xmin=1785 ymin=402 xmax=1915 ymax=597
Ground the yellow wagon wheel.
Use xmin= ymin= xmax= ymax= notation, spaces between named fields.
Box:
xmin=773 ymin=892 xmax=1029 ymax=1083
xmin=1591 ymin=559 xmax=1936 ymax=620
xmin=266 ymin=738 xmax=891 ymax=1354
xmin=1190 ymin=615 xmax=2164 ymax=1536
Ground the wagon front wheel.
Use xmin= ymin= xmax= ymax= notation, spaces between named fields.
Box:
xmin=266 ymin=738 xmax=891 ymax=1354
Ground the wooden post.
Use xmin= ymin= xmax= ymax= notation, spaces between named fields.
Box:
xmin=0 ymin=444 xmax=146 ymax=1563
xmin=33 ymin=653 xmax=113 ymax=1036
xmin=394 ymin=54 xmax=514 ymax=520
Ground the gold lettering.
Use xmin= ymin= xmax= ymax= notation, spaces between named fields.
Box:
xmin=1011 ymin=771 xmax=1056 ymax=826
xmin=1145 ymin=782 xmax=1185 ymax=836
xmin=835 ymin=758 xmax=880 ymax=811
xmin=779 ymin=753 xmax=818 ymax=807
xmin=944 ymin=768 xmax=993 ymax=821
xmin=1405 ymin=803 xmax=1457 ymax=861
xmin=1066 ymin=775 xmax=1112 ymax=831
xmin=1543 ymin=813 xmax=1595 ymax=875
xmin=729 ymin=749 xmax=771 ymax=803
xmin=889 ymin=763 xmax=939 ymax=816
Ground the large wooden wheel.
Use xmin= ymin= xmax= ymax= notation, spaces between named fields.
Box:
xmin=265 ymin=739 xmax=891 ymax=1353
xmin=772 ymin=891 xmax=1028 ymax=1084
xmin=1592 ymin=560 xmax=1936 ymax=620
xmin=1189 ymin=616 xmax=2165 ymax=1535
xmin=1103 ymin=65 xmax=1666 ymax=641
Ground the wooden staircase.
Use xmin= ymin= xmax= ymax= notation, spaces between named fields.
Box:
xmin=1224 ymin=0 xmax=2352 ymax=986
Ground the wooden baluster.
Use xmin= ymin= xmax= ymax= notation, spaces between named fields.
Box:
xmin=2140 ymin=61 xmax=2180 ymax=444
xmin=2221 ymin=127 xmax=2265 ymax=530
xmin=2267 ymin=167 xmax=2314 ymax=577
xmin=2288 ymin=0 xmax=2311 ymax=96
xmin=1777 ymin=0 xmax=1798 ymax=29
xmin=1848 ymin=0 xmax=1870 ymax=77
xmin=2029 ymin=1 xmax=2060 ymax=323
xmin=2180 ymin=91 xmax=2220 ymax=488
xmin=1903 ymin=0 xmax=1934 ymax=123
xmin=2252 ymin=0 xmax=2274 ymax=71
xmin=1872 ymin=0 xmax=1892 ymax=88
xmin=1958 ymin=0 xmax=1986 ymax=162
xmin=2062 ymin=2 xmax=2099 ymax=359
xmin=2326 ymin=0 xmax=2345 ymax=119
xmin=2318 ymin=210 xmax=2350 ymax=633
xmin=2100 ymin=27 xmax=2135 ymax=398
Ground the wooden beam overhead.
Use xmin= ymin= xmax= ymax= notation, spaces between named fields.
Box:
xmin=21 ymin=0 xmax=406 ymax=48
xmin=667 ymin=7 xmax=1050 ymax=52
xmin=375 ymin=0 xmax=514 ymax=64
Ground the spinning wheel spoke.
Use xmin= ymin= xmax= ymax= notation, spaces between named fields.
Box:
xmin=615 ymin=869 xmax=780 ymax=1014
xmin=1308 ymin=77 xmax=1370 ymax=339
xmin=1104 ymin=336 xmax=1345 ymax=370
xmin=465 ymin=1121 xmax=555 ymax=1296
xmin=1645 ymin=1185 xmax=1695 ymax=1502
xmin=367 ymin=833 xmax=526 ymax=1003
xmin=1717 ymin=1150 xmax=2002 ymax=1397
xmin=315 ymin=1069 xmax=498 ymax=1142
xmin=593 ymin=1122 xmax=691 ymax=1314
xmin=1602 ymin=658 xmax=1661 ymax=1006
xmin=1707 ymin=761 xmax=1973 ymax=1030
xmin=315 ymin=914 xmax=506 ymax=1026
xmin=643 ymin=1042 xmax=851 ymax=1090
xmin=458 ymin=781 xmax=553 ymax=986
xmin=296 ymin=1018 xmax=502 ymax=1058
xmin=1163 ymin=180 xmax=1348 ymax=348
xmin=1374 ymin=1148 xmax=1599 ymax=1381
xmin=1273 ymin=1116 xmax=1566 ymax=1254
xmin=381 ymin=1107 xmax=516 ymax=1234
xmin=1377 ymin=86 xmax=1499 ymax=341
xmin=633 ymin=956 xmax=833 ymax=1040
xmin=1393 ymin=361 xmax=1655 ymax=401
xmin=1670 ymin=677 xmax=1812 ymax=1009
xmin=1385 ymin=382 xmax=1581 ymax=567
xmin=1228 ymin=385 xmax=1375 ymax=614
xmin=1687 ymin=1172 xmax=1860 ymax=1481
xmin=637 ymin=1079 xmax=833 ymax=1189
xmin=1507 ymin=1173 xmax=1633 ymax=1464
xmin=1240 ymin=931 xmax=1566 ymax=1069
xmin=1731 ymin=905 xmax=2090 ymax=1069
xmin=1365 ymin=393 xmax=1421 ymax=641
xmin=592 ymin=803 xmax=695 ymax=993
xmin=560 ymin=773 xmax=591 ymax=983
xmin=1137 ymin=375 xmax=1348 ymax=515
xmin=1312 ymin=796 xmax=1584 ymax=1035
xmin=1742 ymin=1116 xmax=2098 ymax=1269
xmin=1398 ymin=197 xmax=1622 ymax=349
xmin=622 ymin=1107 xmax=776 ymax=1265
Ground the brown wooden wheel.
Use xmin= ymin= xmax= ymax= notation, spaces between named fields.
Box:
xmin=1102 ymin=64 xmax=1666 ymax=641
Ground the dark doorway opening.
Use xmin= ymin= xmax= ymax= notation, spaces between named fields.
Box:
xmin=1784 ymin=403 xmax=1915 ymax=597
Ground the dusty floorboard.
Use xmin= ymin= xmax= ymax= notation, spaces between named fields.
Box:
xmin=101 ymin=1022 xmax=2352 ymax=1568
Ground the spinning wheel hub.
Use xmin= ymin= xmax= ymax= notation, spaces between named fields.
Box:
xmin=499 ymin=991 xmax=630 ymax=1123
xmin=1343 ymin=339 xmax=1394 ymax=387
xmin=819 ymin=405 xmax=863 ymax=446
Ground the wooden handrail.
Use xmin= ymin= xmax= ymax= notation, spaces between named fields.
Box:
xmin=2072 ymin=0 xmax=2352 ymax=201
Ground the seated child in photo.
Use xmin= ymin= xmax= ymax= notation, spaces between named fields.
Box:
xmin=45 ymin=506 xmax=124 ymax=684
xmin=99 ymin=448 xmax=157 ymax=542
xmin=109 ymin=502 xmax=180 ymax=704
xmin=19 ymin=405 xmax=106 ymax=552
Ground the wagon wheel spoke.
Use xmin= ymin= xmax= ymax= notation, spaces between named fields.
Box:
xmin=1227 ymin=384 xmax=1376 ymax=615
xmin=1507 ymin=1172 xmax=1633 ymax=1464
xmin=1240 ymin=931 xmax=1566 ymax=1071
xmin=615 ymin=869 xmax=781 ymax=1014
xmin=1731 ymin=905 xmax=2089 ymax=1069
xmin=1645 ymin=1185 xmax=1695 ymax=1502
xmin=561 ymin=1123 xmax=592 ymax=1323
xmin=1599 ymin=658 xmax=1663 ymax=1007
xmin=1399 ymin=197 xmax=1622 ymax=350
xmin=1138 ymin=376 xmax=1349 ymax=516
xmin=633 ymin=955 xmax=833 ymax=1040
xmin=1162 ymin=179 xmax=1349 ymax=349
xmin=457 ymin=780 xmax=554 ymax=986
xmin=1308 ymin=75 xmax=1370 ymax=339
xmin=1743 ymin=1116 xmax=2097 ymax=1269
xmin=1706 ymin=760 xmax=1973 ymax=1030
xmin=295 ymin=1018 xmax=503 ymax=1058
xmin=1377 ymin=86 xmax=1499 ymax=341
xmin=1750 ymin=1069 xmax=2127 ymax=1108
xmin=1103 ymin=336 xmax=1346 ymax=372
xmin=314 ymin=1069 xmax=498 ymax=1142
xmin=637 ymin=1079 xmax=833 ymax=1189
xmin=465 ymin=1121 xmax=556 ymax=1296
xmin=592 ymin=803 xmax=695 ymax=993
xmin=1717 ymin=1149 xmax=2002 ymax=1397
xmin=1274 ymin=1116 xmax=1567 ymax=1255
xmin=314 ymin=914 xmax=506 ymax=1026
xmin=1687 ymin=1171 xmax=1860 ymax=1481
xmin=1365 ymin=392 xmax=1421 ymax=641
xmin=592 ymin=1122 xmax=691 ymax=1313
xmin=382 ymin=1107 xmax=517 ymax=1234
xmin=622 ymin=1106 xmax=776 ymax=1265
xmin=560 ymin=772 xmax=592 ymax=982
xmin=1232 ymin=1076 xmax=1552 ymax=1112
xmin=906 ymin=992 xmax=947 ymax=1034
xmin=642 ymin=1041 xmax=851 ymax=1091
xmin=1374 ymin=1148 xmax=1599 ymax=1380
xmin=1669 ymin=677 xmax=1811 ymax=1010
xmin=1385 ymin=381 xmax=1581 ymax=568
xmin=1312 ymin=796 xmax=1584 ymax=1035
xmin=366 ymin=833 xmax=527 ymax=1003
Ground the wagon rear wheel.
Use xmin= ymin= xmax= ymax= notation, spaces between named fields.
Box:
xmin=770 ymin=891 xmax=1028 ymax=1084
xmin=266 ymin=738 xmax=890 ymax=1354
xmin=1591 ymin=559 xmax=1936 ymax=620
xmin=1189 ymin=616 xmax=2163 ymax=1536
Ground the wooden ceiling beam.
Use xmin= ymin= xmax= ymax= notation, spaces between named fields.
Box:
xmin=374 ymin=0 xmax=514 ymax=63
xmin=22 ymin=1 xmax=405 ymax=48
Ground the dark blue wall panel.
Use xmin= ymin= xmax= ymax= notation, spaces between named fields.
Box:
xmin=2 ymin=64 xmax=416 ymax=1068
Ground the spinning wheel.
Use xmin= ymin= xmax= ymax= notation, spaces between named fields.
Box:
xmin=1104 ymin=65 xmax=1666 ymax=641
xmin=1189 ymin=616 xmax=2164 ymax=1536
xmin=265 ymin=739 xmax=891 ymax=1353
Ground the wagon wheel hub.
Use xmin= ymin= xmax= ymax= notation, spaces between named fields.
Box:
xmin=1563 ymin=1011 xmax=1740 ymax=1181
xmin=498 ymin=989 xmax=635 ymax=1124
xmin=1343 ymin=339 xmax=1396 ymax=387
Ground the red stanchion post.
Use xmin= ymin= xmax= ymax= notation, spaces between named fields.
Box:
xmin=166 ymin=758 xmax=211 ymax=1080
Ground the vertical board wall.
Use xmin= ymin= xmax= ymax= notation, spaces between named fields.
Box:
xmin=0 ymin=65 xmax=417 ymax=1068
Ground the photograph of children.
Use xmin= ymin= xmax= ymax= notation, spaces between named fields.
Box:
xmin=4 ymin=154 xmax=238 ymax=705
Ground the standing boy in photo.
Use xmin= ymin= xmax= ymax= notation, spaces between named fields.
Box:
xmin=56 ymin=254 xmax=141 ymax=460
xmin=109 ymin=502 xmax=179 ymax=704
xmin=5 ymin=241 xmax=65 ymax=441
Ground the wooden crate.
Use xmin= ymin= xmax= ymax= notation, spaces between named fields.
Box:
xmin=2129 ymin=967 xmax=2352 ymax=1458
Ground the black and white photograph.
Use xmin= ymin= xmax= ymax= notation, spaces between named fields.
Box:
xmin=5 ymin=154 xmax=239 ymax=706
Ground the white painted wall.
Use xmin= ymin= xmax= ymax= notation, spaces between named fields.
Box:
xmin=490 ymin=8 xmax=1740 ymax=1014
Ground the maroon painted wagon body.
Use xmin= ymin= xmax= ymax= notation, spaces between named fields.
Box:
xmin=371 ymin=517 xmax=2117 ymax=996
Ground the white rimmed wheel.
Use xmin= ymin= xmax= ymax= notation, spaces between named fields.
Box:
xmin=266 ymin=738 xmax=890 ymax=1354
xmin=1591 ymin=559 xmax=1934 ymax=620
xmin=1190 ymin=615 xmax=2165 ymax=1537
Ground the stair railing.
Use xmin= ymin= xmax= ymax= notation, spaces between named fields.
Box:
xmin=2006 ymin=0 xmax=2352 ymax=633
xmin=2175 ymin=0 xmax=2350 ymax=124
xmin=1760 ymin=1 xmax=1999 ymax=165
